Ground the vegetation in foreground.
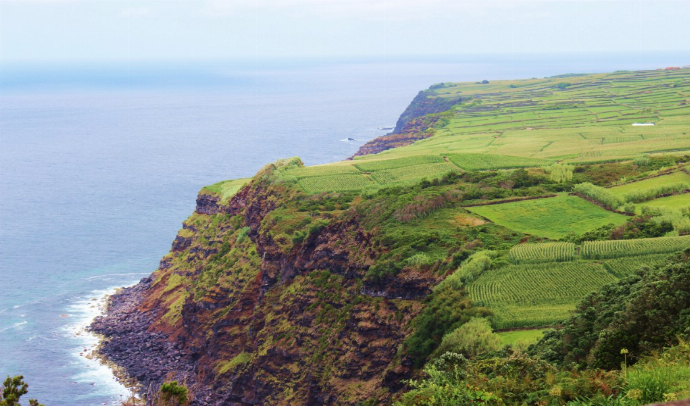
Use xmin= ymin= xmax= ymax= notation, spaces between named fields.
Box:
xmin=0 ymin=376 xmax=44 ymax=406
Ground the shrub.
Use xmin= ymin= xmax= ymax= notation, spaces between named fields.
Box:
xmin=159 ymin=381 xmax=188 ymax=406
xmin=623 ymin=182 xmax=688 ymax=203
xmin=574 ymin=183 xmax=624 ymax=210
xmin=435 ymin=318 xmax=501 ymax=359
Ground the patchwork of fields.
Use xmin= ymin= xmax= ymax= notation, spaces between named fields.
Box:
xmin=270 ymin=68 xmax=690 ymax=194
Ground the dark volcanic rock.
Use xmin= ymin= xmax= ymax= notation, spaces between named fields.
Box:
xmin=90 ymin=278 xmax=197 ymax=401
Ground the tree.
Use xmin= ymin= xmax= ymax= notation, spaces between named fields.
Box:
xmin=0 ymin=375 xmax=44 ymax=406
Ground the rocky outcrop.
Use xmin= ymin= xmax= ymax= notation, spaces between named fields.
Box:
xmin=92 ymin=165 xmax=431 ymax=405
xmin=352 ymin=90 xmax=466 ymax=157
xmin=90 ymin=278 xmax=195 ymax=395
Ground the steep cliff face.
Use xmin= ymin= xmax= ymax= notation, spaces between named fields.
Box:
xmin=93 ymin=159 xmax=437 ymax=405
xmin=352 ymin=90 xmax=466 ymax=158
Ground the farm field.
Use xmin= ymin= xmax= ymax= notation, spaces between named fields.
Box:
xmin=497 ymin=329 xmax=545 ymax=346
xmin=638 ymin=192 xmax=690 ymax=210
xmin=468 ymin=251 xmax=679 ymax=329
xmin=466 ymin=194 xmax=627 ymax=239
xmin=580 ymin=235 xmax=690 ymax=259
xmin=467 ymin=261 xmax=618 ymax=328
xmin=246 ymin=68 xmax=690 ymax=195
xmin=359 ymin=68 xmax=690 ymax=165
xmin=608 ymin=171 xmax=690 ymax=198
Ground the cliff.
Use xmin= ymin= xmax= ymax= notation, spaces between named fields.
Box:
xmin=351 ymin=90 xmax=465 ymax=158
xmin=92 ymin=158 xmax=446 ymax=405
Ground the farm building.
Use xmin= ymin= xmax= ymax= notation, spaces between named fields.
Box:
xmin=632 ymin=122 xmax=655 ymax=126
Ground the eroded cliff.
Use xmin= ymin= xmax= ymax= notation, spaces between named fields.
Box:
xmin=92 ymin=159 xmax=447 ymax=405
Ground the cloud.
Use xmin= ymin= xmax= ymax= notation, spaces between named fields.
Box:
xmin=120 ymin=5 xmax=151 ymax=17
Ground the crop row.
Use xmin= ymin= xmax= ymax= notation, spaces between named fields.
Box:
xmin=581 ymin=235 xmax=690 ymax=259
xmin=354 ymin=155 xmax=444 ymax=172
xmin=370 ymin=163 xmax=459 ymax=185
xmin=468 ymin=261 xmax=616 ymax=309
xmin=298 ymin=174 xmax=375 ymax=193
xmin=508 ymin=242 xmax=576 ymax=264
xmin=447 ymin=153 xmax=552 ymax=171
xmin=285 ymin=164 xmax=361 ymax=178
xmin=601 ymin=254 xmax=670 ymax=278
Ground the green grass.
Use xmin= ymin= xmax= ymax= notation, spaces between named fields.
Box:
xmin=369 ymin=162 xmax=459 ymax=186
xmin=298 ymin=174 xmax=376 ymax=193
xmin=466 ymin=195 xmax=628 ymax=239
xmin=202 ymin=178 xmax=251 ymax=202
xmin=446 ymin=153 xmax=552 ymax=170
xmin=353 ymin=155 xmax=444 ymax=172
xmin=468 ymin=261 xmax=618 ymax=328
xmin=608 ymin=171 xmax=690 ymax=198
xmin=497 ymin=329 xmax=545 ymax=346
xmin=639 ymin=192 xmax=690 ymax=210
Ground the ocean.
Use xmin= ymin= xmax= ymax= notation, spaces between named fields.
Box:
xmin=1 ymin=53 xmax=688 ymax=405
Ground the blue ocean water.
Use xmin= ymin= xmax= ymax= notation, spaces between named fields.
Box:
xmin=1 ymin=53 xmax=688 ymax=405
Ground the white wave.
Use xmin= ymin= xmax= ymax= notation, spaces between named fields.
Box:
xmin=0 ymin=320 xmax=28 ymax=333
xmin=83 ymin=272 xmax=150 ymax=281
xmin=61 ymin=284 xmax=139 ymax=402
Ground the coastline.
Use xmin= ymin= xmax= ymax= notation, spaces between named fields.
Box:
xmin=89 ymin=277 xmax=198 ymax=403
xmin=63 ymin=285 xmax=138 ymax=404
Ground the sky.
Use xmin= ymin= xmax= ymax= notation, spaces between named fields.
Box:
xmin=0 ymin=0 xmax=689 ymax=65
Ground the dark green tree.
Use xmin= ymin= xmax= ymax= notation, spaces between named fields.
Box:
xmin=0 ymin=375 xmax=44 ymax=406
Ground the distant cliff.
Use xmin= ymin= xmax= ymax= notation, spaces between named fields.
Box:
xmin=352 ymin=89 xmax=466 ymax=158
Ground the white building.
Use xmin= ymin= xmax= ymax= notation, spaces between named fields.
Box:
xmin=632 ymin=123 xmax=655 ymax=126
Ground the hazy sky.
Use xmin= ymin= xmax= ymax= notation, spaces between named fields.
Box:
xmin=1 ymin=0 xmax=689 ymax=64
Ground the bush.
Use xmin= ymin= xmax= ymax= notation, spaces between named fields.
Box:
xmin=159 ymin=381 xmax=188 ymax=406
xmin=623 ymin=182 xmax=688 ymax=203
xmin=574 ymin=183 xmax=624 ymax=210
xmin=435 ymin=318 xmax=501 ymax=359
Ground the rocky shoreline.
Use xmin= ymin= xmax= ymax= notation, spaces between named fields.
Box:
xmin=89 ymin=277 xmax=197 ymax=404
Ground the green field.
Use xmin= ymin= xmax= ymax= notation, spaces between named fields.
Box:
xmin=251 ymin=68 xmax=690 ymax=195
xmin=468 ymin=261 xmax=618 ymax=328
xmin=466 ymin=195 xmax=627 ymax=239
xmin=608 ymin=171 xmax=690 ymax=198
xmin=581 ymin=235 xmax=690 ymax=259
xmin=497 ymin=329 xmax=545 ymax=346
xmin=638 ymin=192 xmax=690 ymax=210
xmin=360 ymin=68 xmax=690 ymax=166
xmin=508 ymin=242 xmax=576 ymax=264
xmin=201 ymin=178 xmax=251 ymax=203
xmin=446 ymin=153 xmax=552 ymax=170
xmin=468 ymin=252 xmax=679 ymax=329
